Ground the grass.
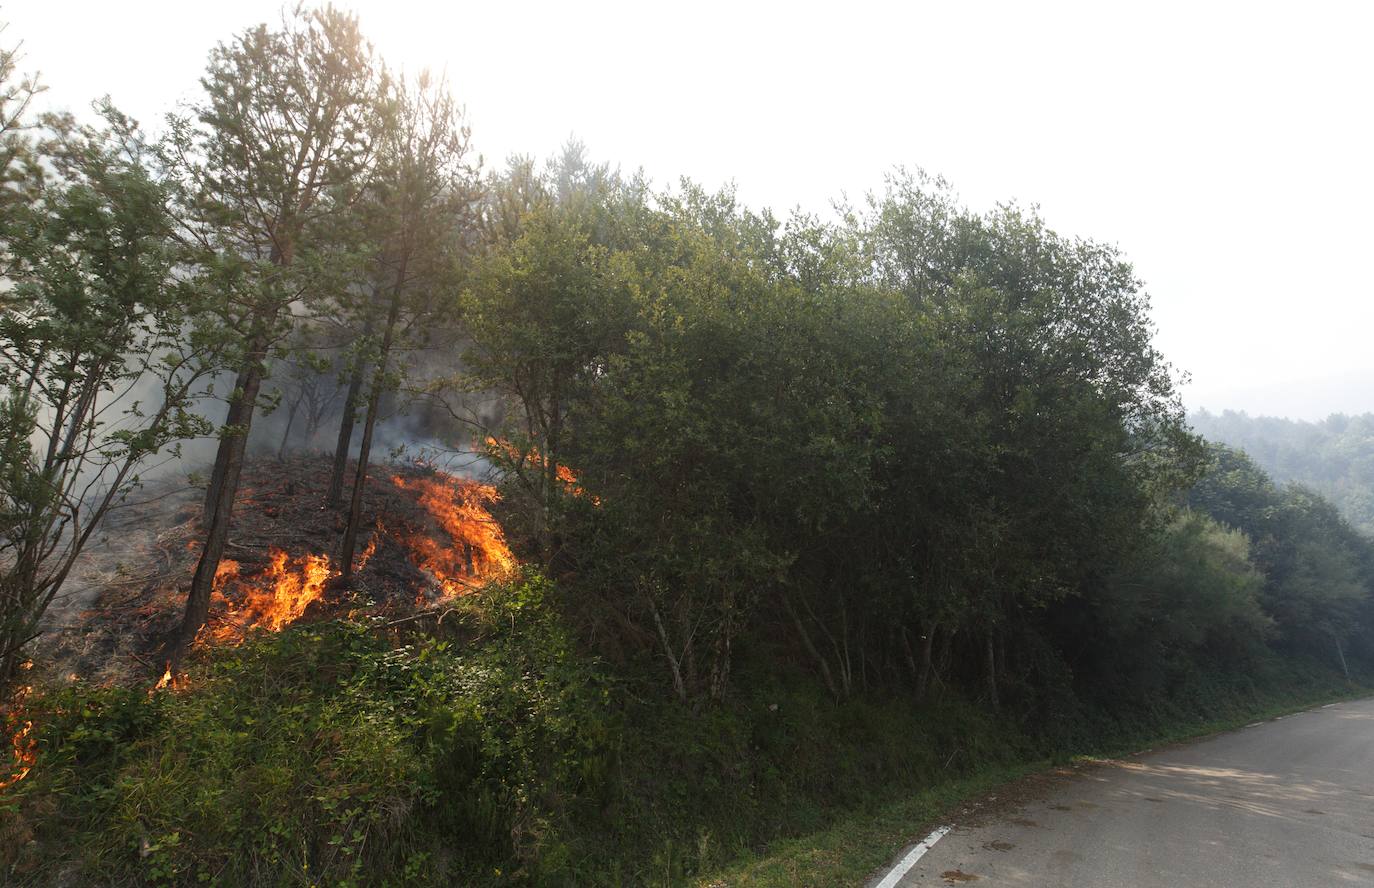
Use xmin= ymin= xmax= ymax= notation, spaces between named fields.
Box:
xmin=692 ymin=762 xmax=1041 ymax=888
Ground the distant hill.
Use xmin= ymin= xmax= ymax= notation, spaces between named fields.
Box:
xmin=1189 ymin=409 xmax=1374 ymax=536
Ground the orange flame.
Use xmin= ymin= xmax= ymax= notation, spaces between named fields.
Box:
xmin=391 ymin=473 xmax=515 ymax=600
xmin=210 ymin=548 xmax=334 ymax=641
xmin=1 ymin=687 xmax=36 ymax=792
xmin=215 ymin=558 xmax=241 ymax=586
xmin=484 ymin=436 xmax=597 ymax=502
xmin=150 ymin=664 xmax=188 ymax=693
xmin=355 ymin=532 xmax=378 ymax=573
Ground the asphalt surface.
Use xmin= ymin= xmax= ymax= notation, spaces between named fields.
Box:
xmin=881 ymin=698 xmax=1374 ymax=887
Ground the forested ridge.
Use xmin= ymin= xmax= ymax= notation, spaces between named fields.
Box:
xmin=1 ymin=9 xmax=1370 ymax=886
xmin=1191 ymin=409 xmax=1374 ymax=536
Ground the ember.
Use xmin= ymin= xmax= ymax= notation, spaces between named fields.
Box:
xmin=391 ymin=473 xmax=514 ymax=600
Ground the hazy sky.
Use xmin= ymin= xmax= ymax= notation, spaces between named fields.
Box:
xmin=8 ymin=0 xmax=1372 ymax=421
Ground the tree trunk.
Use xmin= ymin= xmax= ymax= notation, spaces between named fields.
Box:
xmin=649 ymin=597 xmax=688 ymax=703
xmin=786 ymin=595 xmax=840 ymax=701
xmin=542 ymin=378 xmax=562 ymax=561
xmin=900 ymin=625 xmax=919 ymax=682
xmin=837 ymin=600 xmax=853 ymax=698
xmin=203 ymin=367 xmax=253 ymax=525
xmin=984 ymin=631 xmax=999 ymax=710
xmin=915 ymin=621 xmax=938 ymax=703
xmin=326 ymin=357 xmax=366 ymax=509
xmin=173 ymin=362 xmax=264 ymax=668
xmin=1335 ymin=634 xmax=1351 ymax=682
xmin=276 ymin=389 xmax=303 ymax=461
xmin=340 ymin=272 xmax=403 ymax=579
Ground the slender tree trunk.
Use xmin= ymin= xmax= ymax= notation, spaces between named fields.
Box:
xmin=339 ymin=391 xmax=379 ymax=580
xmin=340 ymin=273 xmax=403 ymax=578
xmin=709 ymin=611 xmax=733 ymax=702
xmin=787 ymin=595 xmax=840 ymax=701
xmin=915 ymin=621 xmax=938 ymax=703
xmin=541 ymin=379 xmax=562 ymax=560
xmin=326 ymin=355 xmax=367 ymax=509
xmin=858 ymin=618 xmax=870 ymax=693
xmin=173 ymin=361 xmax=264 ymax=668
xmin=277 ymin=390 xmax=303 ymax=461
xmin=1335 ymin=634 xmax=1351 ymax=681
xmin=900 ymin=624 xmax=919 ymax=682
xmin=203 ymin=368 xmax=252 ymax=525
xmin=984 ymin=631 xmax=999 ymax=710
xmin=936 ymin=627 xmax=956 ymax=688
xmin=838 ymin=599 xmax=853 ymax=697
xmin=649 ymin=596 xmax=688 ymax=703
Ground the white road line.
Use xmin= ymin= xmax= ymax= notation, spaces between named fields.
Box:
xmin=874 ymin=825 xmax=952 ymax=888
xmin=1246 ymin=722 xmax=1263 ymax=727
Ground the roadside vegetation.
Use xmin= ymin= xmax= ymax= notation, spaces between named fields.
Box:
xmin=2 ymin=7 xmax=1371 ymax=886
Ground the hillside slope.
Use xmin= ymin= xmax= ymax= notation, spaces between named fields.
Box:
xmin=1190 ymin=409 xmax=1374 ymax=535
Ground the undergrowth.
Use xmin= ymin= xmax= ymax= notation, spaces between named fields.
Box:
xmin=1 ymin=573 xmax=1362 ymax=887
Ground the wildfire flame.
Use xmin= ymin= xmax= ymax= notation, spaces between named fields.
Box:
xmin=484 ymin=436 xmax=597 ymax=502
xmin=1 ymin=687 xmax=36 ymax=792
xmin=149 ymin=664 xmax=189 ymax=693
xmin=391 ymin=473 xmax=514 ymax=600
xmin=209 ymin=548 xmax=334 ymax=641
xmin=355 ymin=532 xmax=378 ymax=573
xmin=215 ymin=557 xmax=241 ymax=586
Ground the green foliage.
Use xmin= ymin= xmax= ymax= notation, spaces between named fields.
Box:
xmin=5 ymin=9 xmax=1374 ymax=887
xmin=1187 ymin=443 xmax=1373 ymax=659
xmin=461 ymin=164 xmax=1204 ymax=705
xmin=8 ymin=599 xmax=1360 ymax=887
xmin=1069 ymin=512 xmax=1271 ymax=706
xmin=1191 ymin=409 xmax=1374 ymax=535
xmin=1113 ymin=513 xmax=1269 ymax=652
xmin=0 ymin=99 xmax=217 ymax=684
xmin=4 ymin=573 xmax=610 ymax=886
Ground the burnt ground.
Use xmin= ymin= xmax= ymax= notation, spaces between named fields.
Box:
xmin=35 ymin=454 xmax=501 ymax=687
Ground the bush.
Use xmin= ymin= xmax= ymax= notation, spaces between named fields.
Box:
xmin=3 ymin=572 xmax=609 ymax=887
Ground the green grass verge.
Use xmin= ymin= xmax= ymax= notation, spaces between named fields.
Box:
xmin=696 ymin=684 xmax=1370 ymax=888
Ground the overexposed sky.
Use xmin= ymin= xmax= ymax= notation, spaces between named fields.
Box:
xmin=8 ymin=0 xmax=1372 ymax=420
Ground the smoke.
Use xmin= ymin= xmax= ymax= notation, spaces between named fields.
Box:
xmin=248 ymin=343 xmax=505 ymax=481
xmin=32 ymin=337 xmax=506 ymax=646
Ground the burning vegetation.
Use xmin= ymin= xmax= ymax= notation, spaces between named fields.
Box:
xmin=1 ymin=686 xmax=36 ymax=792
xmin=390 ymin=474 xmax=514 ymax=600
xmin=208 ymin=549 xmax=333 ymax=643
xmin=33 ymin=456 xmax=519 ymax=687
xmin=485 ymin=436 xmax=598 ymax=504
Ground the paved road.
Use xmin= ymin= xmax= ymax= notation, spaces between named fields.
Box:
xmin=881 ymin=698 xmax=1374 ymax=887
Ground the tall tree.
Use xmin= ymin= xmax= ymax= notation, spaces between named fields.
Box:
xmin=164 ymin=6 xmax=385 ymax=663
xmin=0 ymin=105 xmax=216 ymax=685
xmin=338 ymin=72 xmax=480 ymax=578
